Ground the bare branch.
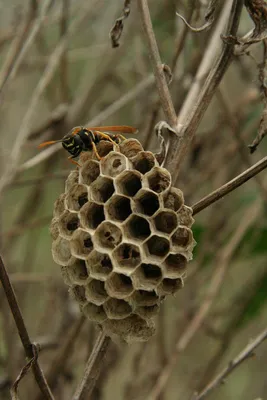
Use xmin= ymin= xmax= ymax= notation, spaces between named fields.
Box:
xmin=0 ymin=255 xmax=54 ymax=400
xmin=194 ymin=326 xmax=267 ymax=400
xmin=137 ymin=0 xmax=177 ymax=128
xmin=176 ymin=0 xmax=220 ymax=33
xmin=72 ymin=332 xmax=111 ymax=400
xmin=192 ymin=155 xmax=267 ymax=215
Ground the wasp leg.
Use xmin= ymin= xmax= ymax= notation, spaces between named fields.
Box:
xmin=95 ymin=131 xmax=118 ymax=146
xmin=115 ymin=134 xmax=126 ymax=141
xmin=91 ymin=141 xmax=102 ymax=160
xmin=68 ymin=155 xmax=81 ymax=167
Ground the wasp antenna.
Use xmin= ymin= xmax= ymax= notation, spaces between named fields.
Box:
xmin=38 ymin=140 xmax=61 ymax=149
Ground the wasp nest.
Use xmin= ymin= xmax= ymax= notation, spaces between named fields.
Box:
xmin=51 ymin=139 xmax=196 ymax=342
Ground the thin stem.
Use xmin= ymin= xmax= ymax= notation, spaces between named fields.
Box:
xmin=137 ymin=0 xmax=177 ymax=127
xmin=192 ymin=155 xmax=267 ymax=215
xmin=72 ymin=332 xmax=111 ymax=400
xmin=194 ymin=326 xmax=267 ymax=400
xmin=0 ymin=255 xmax=54 ymax=400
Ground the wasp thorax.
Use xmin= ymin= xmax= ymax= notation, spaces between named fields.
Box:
xmin=51 ymin=139 xmax=196 ymax=342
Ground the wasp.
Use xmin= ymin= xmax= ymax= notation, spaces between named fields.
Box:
xmin=38 ymin=125 xmax=137 ymax=165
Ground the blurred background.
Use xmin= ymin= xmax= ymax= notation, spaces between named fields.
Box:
xmin=0 ymin=1 xmax=267 ymax=399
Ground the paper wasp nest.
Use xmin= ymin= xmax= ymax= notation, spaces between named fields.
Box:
xmin=51 ymin=139 xmax=196 ymax=342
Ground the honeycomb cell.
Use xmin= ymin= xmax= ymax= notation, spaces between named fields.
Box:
xmin=130 ymin=289 xmax=159 ymax=306
xmin=105 ymin=195 xmax=132 ymax=222
xmin=58 ymin=210 xmax=80 ymax=239
xmin=144 ymin=235 xmax=170 ymax=258
xmin=105 ymin=273 xmax=134 ymax=299
xmin=71 ymin=285 xmax=87 ymax=304
xmin=83 ymin=302 xmax=107 ymax=323
xmin=67 ymin=259 xmax=89 ymax=285
xmin=85 ymin=279 xmax=108 ymax=305
xmin=52 ymin=236 xmax=74 ymax=266
xmin=164 ymin=253 xmax=187 ymax=278
xmin=157 ymin=277 xmax=184 ymax=295
xmin=163 ymin=187 xmax=184 ymax=212
xmin=132 ymin=263 xmax=162 ymax=290
xmin=50 ymin=218 xmax=59 ymax=240
xmin=145 ymin=167 xmax=171 ymax=194
xmin=178 ymin=205 xmax=194 ymax=227
xmin=86 ymin=251 xmax=113 ymax=280
xmin=136 ymin=304 xmax=160 ymax=319
xmin=153 ymin=210 xmax=178 ymax=235
xmin=65 ymin=170 xmax=79 ymax=192
xmin=102 ymin=314 xmax=155 ymax=342
xmin=94 ymin=141 xmax=115 ymax=158
xmin=70 ymin=229 xmax=93 ymax=259
xmin=123 ymin=214 xmax=151 ymax=242
xmin=100 ymin=151 xmax=128 ymax=177
xmin=80 ymin=201 xmax=105 ymax=230
xmin=104 ymin=298 xmax=132 ymax=319
xmin=94 ymin=221 xmax=122 ymax=250
xmin=132 ymin=151 xmax=156 ymax=174
xmin=53 ymin=193 xmax=66 ymax=218
xmin=60 ymin=265 xmax=73 ymax=286
xmin=80 ymin=159 xmax=100 ymax=185
xmin=65 ymin=184 xmax=88 ymax=211
xmin=90 ymin=176 xmax=115 ymax=203
xmin=119 ymin=139 xmax=144 ymax=159
xmin=133 ymin=189 xmax=160 ymax=217
xmin=113 ymin=243 xmax=141 ymax=272
xmin=171 ymin=226 xmax=193 ymax=249
xmin=115 ymin=170 xmax=142 ymax=197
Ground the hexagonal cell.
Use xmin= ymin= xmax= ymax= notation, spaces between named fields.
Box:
xmin=53 ymin=193 xmax=66 ymax=218
xmin=65 ymin=184 xmax=88 ymax=211
xmin=164 ymin=253 xmax=187 ymax=278
xmin=71 ymin=285 xmax=87 ymax=304
xmin=50 ymin=218 xmax=59 ymax=240
xmin=52 ymin=236 xmax=74 ymax=266
xmin=102 ymin=314 xmax=155 ymax=342
xmin=135 ymin=304 xmax=160 ymax=319
xmin=171 ymin=226 xmax=193 ymax=249
xmin=85 ymin=279 xmax=109 ymax=305
xmin=144 ymin=235 xmax=170 ymax=258
xmin=104 ymin=298 xmax=132 ymax=319
xmin=83 ymin=302 xmax=107 ymax=323
xmin=100 ymin=151 xmax=128 ymax=177
xmin=105 ymin=195 xmax=132 ymax=222
xmin=65 ymin=170 xmax=79 ymax=192
xmin=133 ymin=189 xmax=160 ymax=217
xmin=95 ymin=141 xmax=115 ymax=158
xmin=163 ymin=187 xmax=184 ymax=212
xmin=153 ymin=210 xmax=178 ymax=235
xmin=145 ymin=167 xmax=171 ymax=194
xmin=86 ymin=251 xmax=113 ymax=280
xmin=157 ymin=277 xmax=184 ymax=295
xmin=67 ymin=259 xmax=89 ymax=285
xmin=132 ymin=151 xmax=156 ymax=174
xmin=80 ymin=201 xmax=105 ymax=230
xmin=80 ymin=159 xmax=100 ymax=185
xmin=70 ymin=229 xmax=93 ymax=259
xmin=177 ymin=205 xmax=194 ymax=227
xmin=115 ymin=170 xmax=142 ymax=197
xmin=105 ymin=273 xmax=134 ymax=299
xmin=123 ymin=214 xmax=151 ymax=242
xmin=58 ymin=210 xmax=80 ymax=239
xmin=113 ymin=243 xmax=141 ymax=273
xmin=130 ymin=289 xmax=159 ymax=306
xmin=90 ymin=176 xmax=115 ymax=203
xmin=132 ymin=263 xmax=162 ymax=290
xmin=119 ymin=139 xmax=144 ymax=159
xmin=94 ymin=221 xmax=122 ymax=250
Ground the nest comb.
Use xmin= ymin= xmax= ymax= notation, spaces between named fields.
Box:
xmin=51 ymin=138 xmax=196 ymax=342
